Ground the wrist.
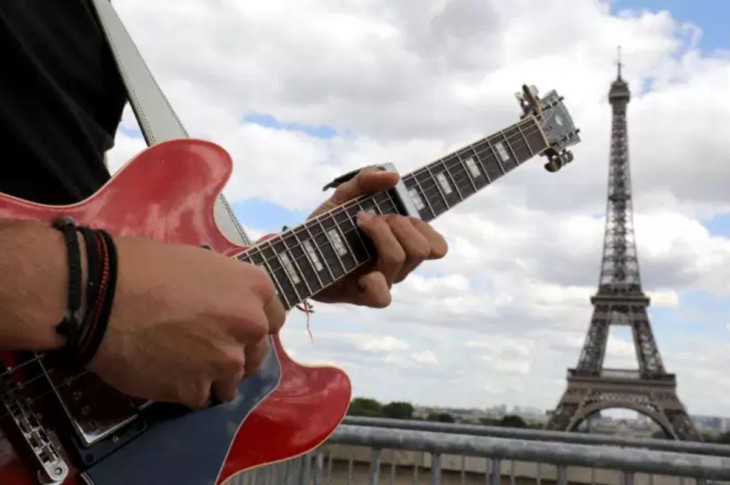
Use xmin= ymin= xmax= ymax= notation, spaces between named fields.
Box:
xmin=0 ymin=221 xmax=88 ymax=351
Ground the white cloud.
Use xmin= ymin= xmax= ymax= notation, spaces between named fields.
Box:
xmin=358 ymin=335 xmax=410 ymax=353
xmin=411 ymin=351 xmax=438 ymax=365
xmin=108 ymin=0 xmax=730 ymax=418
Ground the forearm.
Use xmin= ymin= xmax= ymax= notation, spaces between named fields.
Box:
xmin=0 ymin=219 xmax=85 ymax=351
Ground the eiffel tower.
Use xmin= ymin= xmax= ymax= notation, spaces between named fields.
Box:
xmin=545 ymin=50 xmax=701 ymax=440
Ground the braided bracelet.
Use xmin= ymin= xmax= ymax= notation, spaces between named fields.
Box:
xmin=52 ymin=219 xmax=118 ymax=367
xmin=52 ymin=216 xmax=84 ymax=341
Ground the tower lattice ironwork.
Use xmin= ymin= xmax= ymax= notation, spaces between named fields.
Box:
xmin=545 ymin=51 xmax=701 ymax=441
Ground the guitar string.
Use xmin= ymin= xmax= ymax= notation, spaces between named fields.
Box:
xmin=232 ymin=114 xmax=559 ymax=291
xmin=0 ymin=107 xmax=573 ymax=411
xmin=229 ymin=110 xmax=557 ymax=265
xmin=231 ymin=111 xmax=558 ymax=269
xmin=0 ymin=112 xmax=564 ymax=385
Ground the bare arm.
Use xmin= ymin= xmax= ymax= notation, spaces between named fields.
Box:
xmin=0 ymin=219 xmax=83 ymax=351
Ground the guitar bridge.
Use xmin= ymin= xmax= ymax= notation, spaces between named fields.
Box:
xmin=1 ymin=369 xmax=69 ymax=484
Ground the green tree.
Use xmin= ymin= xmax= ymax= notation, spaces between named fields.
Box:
xmin=479 ymin=417 xmax=499 ymax=426
xmin=347 ymin=398 xmax=383 ymax=417
xmin=382 ymin=401 xmax=414 ymax=420
xmin=427 ymin=412 xmax=455 ymax=423
xmin=716 ymin=432 xmax=730 ymax=444
xmin=499 ymin=415 xmax=528 ymax=428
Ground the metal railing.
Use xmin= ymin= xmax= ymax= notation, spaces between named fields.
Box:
xmin=231 ymin=420 xmax=730 ymax=485
xmin=341 ymin=417 xmax=730 ymax=457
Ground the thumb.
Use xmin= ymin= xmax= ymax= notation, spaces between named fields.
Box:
xmin=329 ymin=166 xmax=400 ymax=206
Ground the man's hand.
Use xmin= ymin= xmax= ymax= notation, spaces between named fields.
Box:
xmin=87 ymin=236 xmax=286 ymax=409
xmin=309 ymin=166 xmax=448 ymax=308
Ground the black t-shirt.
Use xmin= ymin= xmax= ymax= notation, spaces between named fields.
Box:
xmin=0 ymin=0 xmax=127 ymax=205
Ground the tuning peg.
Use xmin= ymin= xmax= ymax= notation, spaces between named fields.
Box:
xmin=561 ymin=149 xmax=574 ymax=164
xmin=543 ymin=149 xmax=574 ymax=172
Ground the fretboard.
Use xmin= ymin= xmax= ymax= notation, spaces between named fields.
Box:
xmin=235 ymin=115 xmax=548 ymax=310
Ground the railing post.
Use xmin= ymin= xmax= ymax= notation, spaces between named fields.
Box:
xmin=490 ymin=458 xmax=501 ymax=485
xmin=369 ymin=448 xmax=382 ymax=485
xmin=430 ymin=452 xmax=442 ymax=485
xmin=621 ymin=471 xmax=634 ymax=485
xmin=557 ymin=465 xmax=567 ymax=485
xmin=313 ymin=450 xmax=324 ymax=485
xmin=347 ymin=449 xmax=354 ymax=485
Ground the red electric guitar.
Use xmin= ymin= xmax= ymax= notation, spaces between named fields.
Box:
xmin=0 ymin=85 xmax=579 ymax=485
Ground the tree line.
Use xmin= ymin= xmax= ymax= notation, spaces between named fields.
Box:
xmin=347 ymin=398 xmax=730 ymax=441
xmin=347 ymin=397 xmax=538 ymax=428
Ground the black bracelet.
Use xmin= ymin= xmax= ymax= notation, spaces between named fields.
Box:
xmin=52 ymin=216 xmax=83 ymax=341
xmin=75 ymin=227 xmax=101 ymax=354
xmin=76 ymin=229 xmax=117 ymax=367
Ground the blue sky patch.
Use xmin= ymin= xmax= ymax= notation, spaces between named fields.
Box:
xmin=611 ymin=0 xmax=726 ymax=55
xmin=703 ymin=213 xmax=730 ymax=238
xmin=119 ymin=124 xmax=143 ymax=139
xmin=243 ymin=113 xmax=338 ymax=139
xmin=233 ymin=198 xmax=312 ymax=233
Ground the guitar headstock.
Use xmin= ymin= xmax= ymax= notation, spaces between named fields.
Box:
xmin=517 ymin=85 xmax=581 ymax=172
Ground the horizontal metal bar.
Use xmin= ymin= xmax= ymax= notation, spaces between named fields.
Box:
xmin=329 ymin=425 xmax=730 ymax=480
xmin=343 ymin=417 xmax=730 ymax=457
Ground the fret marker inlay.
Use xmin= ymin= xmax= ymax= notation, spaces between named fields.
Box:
xmin=465 ymin=157 xmax=482 ymax=178
xmin=495 ymin=142 xmax=510 ymax=162
xmin=408 ymin=188 xmax=426 ymax=210
xmin=303 ymin=239 xmax=324 ymax=272
xmin=436 ymin=172 xmax=453 ymax=195
xmin=327 ymin=229 xmax=348 ymax=256
xmin=278 ymin=252 xmax=301 ymax=284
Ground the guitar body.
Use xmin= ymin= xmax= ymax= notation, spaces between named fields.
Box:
xmin=0 ymin=139 xmax=352 ymax=484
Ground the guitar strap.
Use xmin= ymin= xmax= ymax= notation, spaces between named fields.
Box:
xmin=90 ymin=0 xmax=252 ymax=246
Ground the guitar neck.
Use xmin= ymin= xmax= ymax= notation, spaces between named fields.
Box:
xmin=235 ymin=115 xmax=549 ymax=310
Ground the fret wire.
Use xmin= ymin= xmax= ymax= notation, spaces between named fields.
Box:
xmin=258 ymin=250 xmax=294 ymax=309
xmin=312 ymin=220 xmax=346 ymax=280
xmin=455 ymin=151 xmax=479 ymax=192
xmin=271 ymin=240 xmax=305 ymax=304
xmin=281 ymin=233 xmax=316 ymax=297
xmin=353 ymin=203 xmax=375 ymax=258
xmin=439 ymin=157 xmax=465 ymax=201
xmin=334 ymin=207 xmax=369 ymax=265
xmin=426 ymin=163 xmax=450 ymax=209
xmin=303 ymin=224 xmax=337 ymax=283
xmin=502 ymin=129 xmax=520 ymax=164
xmin=523 ymin=117 xmax=548 ymax=156
xmin=416 ymin=170 xmax=447 ymax=218
xmin=442 ymin=156 xmax=465 ymax=201
xmin=357 ymin=198 xmax=376 ymax=214
xmin=373 ymin=191 xmax=397 ymax=214
xmin=470 ymin=143 xmax=492 ymax=183
xmin=334 ymin=215 xmax=358 ymax=264
xmin=516 ymin=121 xmax=534 ymax=157
xmin=512 ymin=123 xmax=532 ymax=164
xmin=487 ymin=137 xmax=507 ymax=174
xmin=326 ymin=214 xmax=357 ymax=274
xmin=319 ymin=218 xmax=348 ymax=273
xmin=414 ymin=176 xmax=437 ymax=218
xmin=296 ymin=228 xmax=328 ymax=289
xmin=371 ymin=193 xmax=386 ymax=214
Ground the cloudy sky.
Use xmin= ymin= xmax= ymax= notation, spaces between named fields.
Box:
xmin=107 ymin=0 xmax=730 ymax=419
